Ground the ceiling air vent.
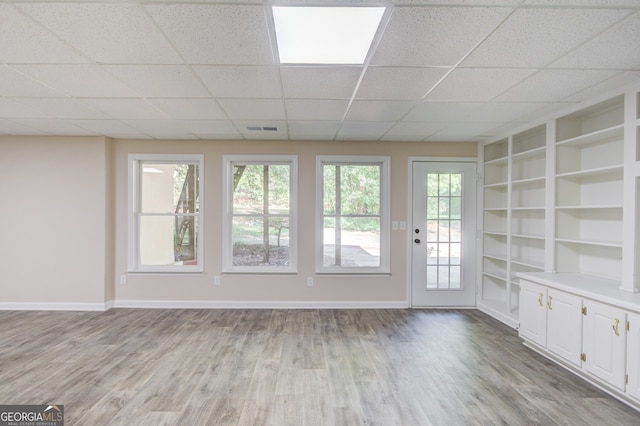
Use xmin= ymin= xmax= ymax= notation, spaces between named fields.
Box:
xmin=246 ymin=126 xmax=278 ymax=132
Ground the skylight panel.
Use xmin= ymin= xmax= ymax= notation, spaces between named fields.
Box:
xmin=272 ymin=6 xmax=385 ymax=65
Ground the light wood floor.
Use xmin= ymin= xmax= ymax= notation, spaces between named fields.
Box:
xmin=0 ymin=308 xmax=638 ymax=425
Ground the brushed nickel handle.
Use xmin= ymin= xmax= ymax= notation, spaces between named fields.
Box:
xmin=613 ymin=318 xmax=620 ymax=336
xmin=538 ymin=293 xmax=543 ymax=307
xmin=547 ymin=295 xmax=553 ymax=310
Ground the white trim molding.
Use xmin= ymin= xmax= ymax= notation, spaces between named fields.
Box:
xmin=112 ymin=300 xmax=409 ymax=309
xmin=0 ymin=302 xmax=111 ymax=311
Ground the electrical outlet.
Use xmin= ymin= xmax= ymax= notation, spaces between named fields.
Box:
xmin=392 ymin=221 xmax=398 ymax=230
xmin=399 ymin=221 xmax=406 ymax=230
xmin=214 ymin=275 xmax=221 ymax=286
xmin=120 ymin=275 xmax=127 ymax=285
xmin=307 ymin=276 xmax=314 ymax=286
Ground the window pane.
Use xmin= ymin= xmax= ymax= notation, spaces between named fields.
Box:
xmin=141 ymin=163 xmax=198 ymax=214
xmin=232 ymin=216 xmax=290 ymax=266
xmin=426 ymin=220 xmax=438 ymax=241
xmin=450 ymin=266 xmax=461 ymax=289
xmin=450 ymin=197 xmax=461 ymax=219
xmin=427 ymin=173 xmax=439 ymax=197
xmin=450 ymin=173 xmax=462 ymax=196
xmin=323 ymin=165 xmax=336 ymax=214
xmin=325 ymin=217 xmax=380 ymax=267
xmin=339 ymin=165 xmax=380 ymax=215
xmin=427 ymin=197 xmax=438 ymax=219
xmin=450 ymin=220 xmax=461 ymax=242
xmin=139 ymin=215 xmax=198 ymax=266
xmin=233 ymin=165 xmax=264 ymax=214
xmin=438 ymin=198 xmax=450 ymax=219
xmin=268 ymin=165 xmax=290 ymax=213
xmin=439 ymin=174 xmax=450 ymax=196
xmin=426 ymin=266 xmax=438 ymax=289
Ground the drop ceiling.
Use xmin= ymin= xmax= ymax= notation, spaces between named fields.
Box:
xmin=1 ymin=0 xmax=639 ymax=142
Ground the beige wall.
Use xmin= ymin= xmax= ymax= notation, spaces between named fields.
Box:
xmin=0 ymin=136 xmax=112 ymax=306
xmin=0 ymin=136 xmax=476 ymax=307
xmin=112 ymin=139 xmax=477 ymax=304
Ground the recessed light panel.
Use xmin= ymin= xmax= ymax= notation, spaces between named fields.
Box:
xmin=273 ymin=6 xmax=385 ymax=65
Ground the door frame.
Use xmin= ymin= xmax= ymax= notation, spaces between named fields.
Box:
xmin=407 ymin=157 xmax=481 ymax=308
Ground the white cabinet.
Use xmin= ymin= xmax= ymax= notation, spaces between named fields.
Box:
xmin=583 ymin=300 xmax=626 ymax=390
xmin=519 ymin=281 xmax=583 ymax=366
xmin=519 ymin=281 xmax=547 ymax=346
xmin=518 ymin=272 xmax=640 ymax=411
xmin=627 ymin=313 xmax=640 ymax=401
xmin=547 ymin=289 xmax=583 ymax=366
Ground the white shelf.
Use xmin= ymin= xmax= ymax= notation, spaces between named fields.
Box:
xmin=483 ymin=271 xmax=507 ymax=282
xmin=556 ymin=124 xmax=624 ymax=147
xmin=484 ymin=253 xmax=507 ymax=262
xmin=511 ymin=206 xmax=545 ymax=211
xmin=483 ymin=181 xmax=508 ymax=188
xmin=512 ymin=176 xmax=545 ymax=185
xmin=512 ymin=233 xmax=545 ymax=240
xmin=555 ymin=205 xmax=623 ymax=210
xmin=512 ymin=145 xmax=545 ymax=160
xmin=511 ymin=257 xmax=544 ymax=269
xmin=555 ymin=238 xmax=623 ymax=248
xmin=484 ymin=156 xmax=508 ymax=165
xmin=556 ymin=164 xmax=623 ymax=179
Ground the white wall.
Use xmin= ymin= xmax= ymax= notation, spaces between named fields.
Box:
xmin=0 ymin=136 xmax=112 ymax=307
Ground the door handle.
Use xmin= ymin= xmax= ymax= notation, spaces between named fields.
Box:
xmin=538 ymin=293 xmax=543 ymax=307
xmin=613 ymin=318 xmax=620 ymax=336
xmin=414 ymin=239 xmax=420 ymax=244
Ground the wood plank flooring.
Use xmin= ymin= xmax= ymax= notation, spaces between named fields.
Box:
xmin=0 ymin=308 xmax=638 ymax=425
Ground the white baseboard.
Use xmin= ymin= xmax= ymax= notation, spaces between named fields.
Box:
xmin=477 ymin=302 xmax=519 ymax=329
xmin=0 ymin=302 xmax=110 ymax=311
xmin=112 ymin=300 xmax=410 ymax=309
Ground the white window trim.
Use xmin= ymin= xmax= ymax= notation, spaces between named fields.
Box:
xmin=128 ymin=153 xmax=204 ymax=273
xmin=222 ymin=155 xmax=298 ymax=273
xmin=316 ymin=155 xmax=391 ymax=274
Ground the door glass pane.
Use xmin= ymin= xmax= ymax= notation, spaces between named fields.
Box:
xmin=425 ymin=172 xmax=463 ymax=290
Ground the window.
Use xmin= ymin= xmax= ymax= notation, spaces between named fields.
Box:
xmin=317 ymin=156 xmax=390 ymax=273
xmin=223 ymin=155 xmax=297 ymax=272
xmin=128 ymin=154 xmax=203 ymax=272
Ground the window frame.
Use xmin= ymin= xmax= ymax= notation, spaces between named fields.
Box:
xmin=222 ymin=155 xmax=298 ymax=274
xmin=316 ymin=155 xmax=391 ymax=274
xmin=128 ymin=153 xmax=204 ymax=274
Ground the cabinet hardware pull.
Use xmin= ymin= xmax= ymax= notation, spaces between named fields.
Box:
xmin=547 ymin=295 xmax=552 ymax=310
xmin=612 ymin=318 xmax=620 ymax=336
xmin=538 ymin=293 xmax=543 ymax=307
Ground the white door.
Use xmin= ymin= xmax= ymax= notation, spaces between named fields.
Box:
xmin=583 ymin=300 xmax=626 ymax=390
xmin=519 ymin=281 xmax=547 ymax=347
xmin=411 ymin=161 xmax=477 ymax=307
xmin=547 ymin=289 xmax=583 ymax=367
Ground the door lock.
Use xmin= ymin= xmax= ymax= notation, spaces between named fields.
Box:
xmin=414 ymin=239 xmax=420 ymax=244
xmin=414 ymin=229 xmax=420 ymax=233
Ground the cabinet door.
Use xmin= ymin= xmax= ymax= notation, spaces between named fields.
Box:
xmin=547 ymin=289 xmax=583 ymax=366
xmin=519 ymin=281 xmax=547 ymax=346
xmin=627 ymin=313 xmax=640 ymax=401
xmin=583 ymin=300 xmax=626 ymax=390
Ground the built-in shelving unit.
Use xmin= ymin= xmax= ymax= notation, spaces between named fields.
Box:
xmin=480 ymin=88 xmax=640 ymax=328
xmin=555 ymin=96 xmax=624 ymax=282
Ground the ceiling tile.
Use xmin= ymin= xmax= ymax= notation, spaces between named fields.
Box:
xmin=336 ymin=121 xmax=395 ymax=141
xmin=81 ymin=99 xmax=166 ymax=120
xmin=496 ymin=69 xmax=621 ymax=102
xmin=11 ymin=65 xmax=137 ymax=98
xmin=288 ymin=121 xmax=341 ymax=140
xmin=281 ymin=67 xmax=361 ymax=99
xmin=178 ymin=120 xmax=239 ymax=136
xmin=218 ymin=99 xmax=285 ymax=120
xmin=0 ymin=66 xmax=64 ymax=98
xmin=103 ymin=66 xmax=210 ymax=98
xmin=426 ymin=68 xmax=536 ymax=101
xmin=345 ymin=100 xmax=414 ymax=121
xmin=147 ymin=99 xmax=227 ymax=120
xmin=9 ymin=119 xmax=95 ymax=136
xmin=13 ymin=98 xmax=109 ymax=119
xmin=66 ymin=119 xmax=140 ymax=135
xmin=371 ymin=6 xmax=511 ymax=66
xmin=0 ymin=118 xmax=41 ymax=135
xmin=0 ymin=98 xmax=43 ymax=119
xmin=562 ymin=71 xmax=640 ymax=102
xmin=145 ymin=4 xmax=273 ymax=65
xmin=462 ymin=8 xmax=633 ymax=68
xmin=428 ymin=122 xmax=502 ymax=141
xmin=356 ymin=67 xmax=449 ymax=100
xmin=550 ymin=12 xmax=640 ymax=70
xmin=382 ymin=122 xmax=445 ymax=141
xmin=285 ymin=100 xmax=349 ymax=121
xmin=0 ymin=4 xmax=88 ymax=64
xmin=194 ymin=66 xmax=282 ymax=98
xmin=122 ymin=119 xmax=194 ymax=139
xmin=524 ymin=0 xmax=640 ymax=6
xmin=19 ymin=3 xmax=182 ymax=64
xmin=402 ymin=101 xmax=482 ymax=122
xmin=463 ymin=102 xmax=551 ymax=123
